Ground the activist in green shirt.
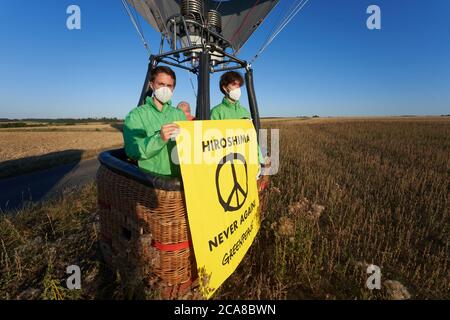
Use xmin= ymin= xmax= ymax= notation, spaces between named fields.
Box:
xmin=211 ymin=71 xmax=264 ymax=164
xmin=123 ymin=66 xmax=187 ymax=177
xmin=210 ymin=71 xmax=251 ymax=120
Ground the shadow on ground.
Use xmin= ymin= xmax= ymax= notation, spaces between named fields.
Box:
xmin=110 ymin=123 xmax=124 ymax=132
xmin=0 ymin=150 xmax=86 ymax=212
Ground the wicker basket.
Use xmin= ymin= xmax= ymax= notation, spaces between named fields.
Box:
xmin=96 ymin=149 xmax=198 ymax=299
xmin=96 ymin=149 xmax=270 ymax=299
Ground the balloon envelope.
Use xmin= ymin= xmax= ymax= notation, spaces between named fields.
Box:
xmin=127 ymin=0 xmax=280 ymax=52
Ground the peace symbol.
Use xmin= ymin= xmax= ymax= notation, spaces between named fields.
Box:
xmin=215 ymin=153 xmax=248 ymax=212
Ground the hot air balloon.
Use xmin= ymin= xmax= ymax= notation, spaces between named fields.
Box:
xmin=128 ymin=0 xmax=280 ymax=129
xmin=97 ymin=0 xmax=309 ymax=299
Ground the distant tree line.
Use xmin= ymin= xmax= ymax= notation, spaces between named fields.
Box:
xmin=0 ymin=122 xmax=38 ymax=128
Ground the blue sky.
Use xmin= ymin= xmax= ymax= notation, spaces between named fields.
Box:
xmin=0 ymin=0 xmax=449 ymax=119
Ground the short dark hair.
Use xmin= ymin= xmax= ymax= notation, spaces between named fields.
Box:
xmin=150 ymin=66 xmax=176 ymax=87
xmin=220 ymin=71 xmax=244 ymax=95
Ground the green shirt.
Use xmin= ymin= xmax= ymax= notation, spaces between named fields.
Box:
xmin=211 ymin=97 xmax=264 ymax=164
xmin=210 ymin=98 xmax=251 ymax=120
xmin=123 ymin=97 xmax=187 ymax=177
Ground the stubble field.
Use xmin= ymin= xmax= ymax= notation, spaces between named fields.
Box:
xmin=0 ymin=123 xmax=123 ymax=178
xmin=0 ymin=117 xmax=449 ymax=299
xmin=0 ymin=131 xmax=123 ymax=162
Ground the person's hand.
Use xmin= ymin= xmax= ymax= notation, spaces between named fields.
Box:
xmin=160 ymin=123 xmax=180 ymax=142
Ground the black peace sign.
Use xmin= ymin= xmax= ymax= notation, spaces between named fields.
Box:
xmin=215 ymin=153 xmax=248 ymax=212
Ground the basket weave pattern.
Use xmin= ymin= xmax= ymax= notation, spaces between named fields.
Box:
xmin=97 ymin=165 xmax=197 ymax=298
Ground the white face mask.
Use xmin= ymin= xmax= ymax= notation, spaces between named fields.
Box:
xmin=228 ymin=87 xmax=241 ymax=101
xmin=152 ymin=86 xmax=173 ymax=104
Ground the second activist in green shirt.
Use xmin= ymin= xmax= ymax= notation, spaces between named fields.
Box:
xmin=211 ymin=71 xmax=264 ymax=164
xmin=123 ymin=66 xmax=186 ymax=177
xmin=210 ymin=71 xmax=251 ymax=120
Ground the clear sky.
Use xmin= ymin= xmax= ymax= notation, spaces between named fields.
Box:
xmin=0 ymin=0 xmax=449 ymax=119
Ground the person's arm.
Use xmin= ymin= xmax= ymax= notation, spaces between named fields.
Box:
xmin=241 ymin=108 xmax=264 ymax=164
xmin=258 ymin=145 xmax=264 ymax=164
xmin=123 ymin=112 xmax=167 ymax=161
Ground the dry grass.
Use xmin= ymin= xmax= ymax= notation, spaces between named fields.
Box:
xmin=0 ymin=131 xmax=122 ymax=162
xmin=261 ymin=116 xmax=450 ymax=125
xmin=0 ymin=123 xmax=120 ymax=132
xmin=0 ymin=183 xmax=101 ymax=300
xmin=217 ymin=118 xmax=450 ymax=299
xmin=0 ymin=118 xmax=449 ymax=300
xmin=0 ymin=130 xmax=123 ymax=178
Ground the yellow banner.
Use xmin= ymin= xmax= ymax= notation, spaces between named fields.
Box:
xmin=175 ymin=120 xmax=260 ymax=299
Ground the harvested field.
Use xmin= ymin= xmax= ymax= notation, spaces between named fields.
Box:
xmin=0 ymin=131 xmax=123 ymax=178
xmin=0 ymin=131 xmax=123 ymax=162
xmin=0 ymin=117 xmax=449 ymax=300
xmin=0 ymin=123 xmax=122 ymax=132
